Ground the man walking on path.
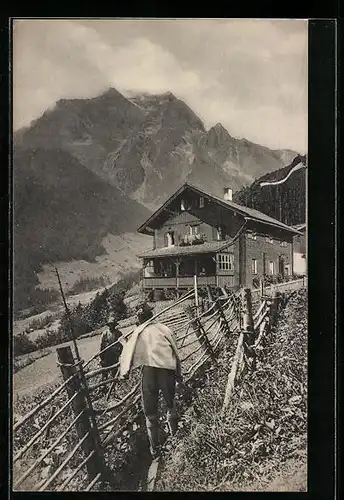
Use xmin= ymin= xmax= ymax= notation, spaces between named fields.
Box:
xmin=119 ymin=302 xmax=182 ymax=459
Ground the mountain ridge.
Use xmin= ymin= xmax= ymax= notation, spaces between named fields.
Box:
xmin=15 ymin=87 xmax=300 ymax=210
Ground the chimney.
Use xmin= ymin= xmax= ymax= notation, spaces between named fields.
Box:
xmin=223 ymin=187 xmax=232 ymax=201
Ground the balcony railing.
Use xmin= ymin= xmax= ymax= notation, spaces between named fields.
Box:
xmin=143 ymin=275 xmax=217 ymax=288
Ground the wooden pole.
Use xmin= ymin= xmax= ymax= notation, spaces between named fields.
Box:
xmin=242 ymin=288 xmax=255 ymax=337
xmin=207 ymin=285 xmax=231 ymax=337
xmin=56 ymin=346 xmax=104 ymax=480
xmin=222 ymin=332 xmax=244 ymax=413
xmin=175 ymin=259 xmax=180 ymax=296
xmin=55 ymin=267 xmax=102 ymax=450
xmin=194 ymin=275 xmax=199 ymax=315
xmin=241 ymin=288 xmax=256 ymax=370
xmin=269 ymin=290 xmax=280 ymax=328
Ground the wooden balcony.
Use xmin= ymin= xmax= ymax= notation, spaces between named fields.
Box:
xmin=143 ymin=275 xmax=217 ymax=289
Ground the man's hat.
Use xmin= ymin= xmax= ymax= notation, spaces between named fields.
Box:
xmin=136 ymin=301 xmax=153 ymax=317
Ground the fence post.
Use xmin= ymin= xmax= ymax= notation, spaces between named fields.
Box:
xmin=269 ymin=290 xmax=280 ymax=328
xmin=194 ymin=275 xmax=199 ymax=315
xmin=56 ymin=346 xmax=105 ymax=482
xmin=241 ymin=288 xmax=256 ymax=370
xmin=206 ymin=285 xmax=231 ymax=337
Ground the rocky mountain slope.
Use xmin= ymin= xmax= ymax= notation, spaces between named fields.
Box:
xmin=15 ymin=88 xmax=299 ymax=211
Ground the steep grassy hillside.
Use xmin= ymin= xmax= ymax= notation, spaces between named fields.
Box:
xmin=155 ymin=289 xmax=307 ymax=492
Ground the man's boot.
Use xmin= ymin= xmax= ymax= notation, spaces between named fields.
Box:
xmin=146 ymin=417 xmax=160 ymax=459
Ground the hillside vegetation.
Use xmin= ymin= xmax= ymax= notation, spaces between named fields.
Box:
xmin=13 ymin=147 xmax=151 ymax=313
xmin=155 ymin=288 xmax=307 ymax=492
xmin=233 ymin=158 xmax=306 ymax=226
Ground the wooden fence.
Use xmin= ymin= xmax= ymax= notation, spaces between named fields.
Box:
xmin=13 ymin=276 xmax=307 ymax=492
xmin=221 ymin=277 xmax=308 ymax=413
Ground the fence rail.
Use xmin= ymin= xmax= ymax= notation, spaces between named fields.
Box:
xmin=13 ymin=275 xmax=307 ymax=491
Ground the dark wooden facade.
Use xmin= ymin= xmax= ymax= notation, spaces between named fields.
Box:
xmin=138 ymin=184 xmax=299 ymax=294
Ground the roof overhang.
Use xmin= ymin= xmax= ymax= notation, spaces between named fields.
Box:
xmin=138 ymin=240 xmax=234 ymax=259
xmin=244 ymin=217 xmax=303 ymax=236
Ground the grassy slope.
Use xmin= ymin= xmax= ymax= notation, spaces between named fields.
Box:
xmin=155 ymin=289 xmax=307 ymax=492
xmin=13 ymin=146 xmax=151 ymax=312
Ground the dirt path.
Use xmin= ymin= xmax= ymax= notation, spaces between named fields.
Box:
xmin=13 ymin=326 xmax=133 ymax=397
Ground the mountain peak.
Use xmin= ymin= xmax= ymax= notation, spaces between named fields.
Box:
xmin=206 ymin=123 xmax=232 ymax=147
xmin=128 ymin=91 xmax=177 ymax=108
xmin=214 ymin=122 xmax=226 ymax=131
xmin=208 ymin=122 xmax=231 ymax=137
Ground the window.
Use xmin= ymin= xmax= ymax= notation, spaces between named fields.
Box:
xmin=144 ymin=260 xmax=155 ymax=277
xmin=269 ymin=261 xmax=275 ymax=275
xmin=217 ymin=226 xmax=224 ymax=240
xmin=166 ymin=231 xmax=175 ymax=247
xmin=280 ymin=241 xmax=287 ymax=247
xmin=252 ymin=259 xmax=258 ymax=275
xmin=218 ymin=253 xmax=234 ymax=271
xmin=199 ymin=196 xmax=204 ymax=208
xmin=181 ymin=199 xmax=186 ymax=211
xmin=190 ymin=224 xmax=200 ymax=236
xmin=285 ymin=264 xmax=291 ymax=276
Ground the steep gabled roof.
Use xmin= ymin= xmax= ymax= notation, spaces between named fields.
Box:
xmin=137 ymin=182 xmax=302 ymax=236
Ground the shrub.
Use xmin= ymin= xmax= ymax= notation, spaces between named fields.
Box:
xmin=198 ymin=287 xmax=208 ymax=299
xmin=191 ymin=237 xmax=204 ymax=246
xmin=164 ymin=288 xmax=178 ymax=301
xmin=35 ymin=329 xmax=66 ymax=350
xmin=263 ymin=275 xmax=273 ymax=286
xmin=28 ymin=314 xmax=55 ymax=331
xmin=67 ymin=275 xmax=111 ymax=295
xmin=13 ymin=333 xmax=37 ymax=357
xmin=114 ymin=271 xmax=141 ymax=295
xmin=57 ymin=287 xmax=128 ymax=340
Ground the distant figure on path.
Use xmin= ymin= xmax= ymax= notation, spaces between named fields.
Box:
xmin=119 ymin=302 xmax=182 ymax=459
xmin=99 ymin=314 xmax=124 ymax=382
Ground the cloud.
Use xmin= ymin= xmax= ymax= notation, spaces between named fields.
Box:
xmin=13 ymin=19 xmax=307 ymax=152
xmin=13 ymin=20 xmax=204 ymax=128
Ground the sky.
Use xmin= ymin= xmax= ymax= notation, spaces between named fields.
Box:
xmin=13 ymin=19 xmax=308 ymax=153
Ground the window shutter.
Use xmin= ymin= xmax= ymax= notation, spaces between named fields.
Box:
xmin=212 ymin=226 xmax=217 ymax=240
xmin=164 ymin=233 xmax=168 ymax=247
